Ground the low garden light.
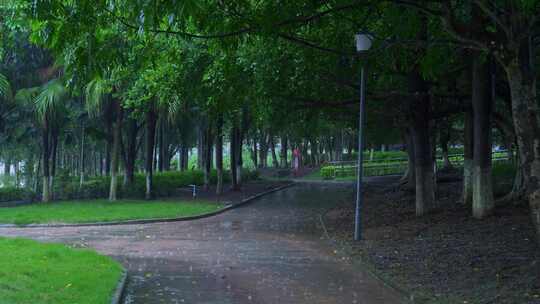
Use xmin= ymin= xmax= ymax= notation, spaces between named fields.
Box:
xmin=354 ymin=32 xmax=372 ymax=241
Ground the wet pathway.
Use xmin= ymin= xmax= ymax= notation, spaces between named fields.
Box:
xmin=0 ymin=183 xmax=404 ymax=304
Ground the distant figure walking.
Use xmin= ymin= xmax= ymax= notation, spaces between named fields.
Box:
xmin=293 ymin=147 xmax=301 ymax=177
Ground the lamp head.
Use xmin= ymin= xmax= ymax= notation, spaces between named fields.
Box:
xmin=355 ymin=33 xmax=373 ymax=52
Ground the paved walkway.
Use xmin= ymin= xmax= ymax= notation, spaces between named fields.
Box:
xmin=0 ymin=183 xmax=404 ymax=304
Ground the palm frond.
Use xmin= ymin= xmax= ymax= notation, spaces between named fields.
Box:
xmin=165 ymin=95 xmax=184 ymax=122
xmin=15 ymin=87 xmax=40 ymax=106
xmin=84 ymin=76 xmax=112 ymax=117
xmin=0 ymin=73 xmax=14 ymax=103
xmin=34 ymin=79 xmax=68 ymax=120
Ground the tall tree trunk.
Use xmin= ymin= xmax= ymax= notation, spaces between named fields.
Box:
xmin=439 ymin=120 xmax=453 ymax=170
xmin=109 ymin=101 xmax=122 ymax=201
xmin=408 ymin=74 xmax=436 ymax=216
xmin=270 ymin=136 xmax=279 ymax=168
xmin=251 ymin=136 xmax=258 ymax=168
xmin=158 ymin=119 xmax=166 ymax=172
xmin=145 ymin=105 xmax=157 ymax=200
xmin=41 ymin=118 xmax=50 ymax=203
xmin=280 ymin=136 xmax=288 ymax=168
xmin=176 ymin=149 xmax=181 ymax=171
xmin=230 ymin=124 xmax=239 ymax=190
xmin=335 ymin=132 xmax=343 ymax=161
xmin=153 ymin=139 xmax=158 ymax=174
xmin=502 ymin=49 xmax=540 ymax=238
xmin=14 ymin=161 xmax=19 ymax=187
xmin=124 ymin=117 xmax=138 ymax=186
xmin=408 ymin=15 xmax=435 ymax=216
xmin=259 ymin=133 xmax=268 ymax=168
xmin=462 ymin=108 xmax=474 ymax=205
xmin=197 ymin=126 xmax=203 ymax=169
xmin=99 ymin=150 xmax=104 ymax=176
xmin=181 ymin=146 xmax=189 ymax=171
xmin=49 ymin=129 xmax=58 ymax=197
xmin=216 ymin=115 xmax=224 ymax=195
xmin=34 ymin=157 xmax=40 ymax=192
xmin=237 ymin=107 xmax=249 ymax=186
xmin=3 ymin=158 xmax=10 ymax=176
xmin=79 ymin=123 xmax=85 ymax=188
xmin=105 ymin=121 xmax=112 ymax=176
xmin=471 ymin=57 xmax=495 ymax=218
xmin=402 ymin=128 xmax=416 ymax=191
xmin=203 ymin=125 xmax=213 ymax=191
xmin=310 ymin=140 xmax=319 ymax=166
xmin=234 ymin=127 xmax=242 ymax=186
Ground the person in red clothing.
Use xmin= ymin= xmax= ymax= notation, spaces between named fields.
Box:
xmin=293 ymin=147 xmax=301 ymax=177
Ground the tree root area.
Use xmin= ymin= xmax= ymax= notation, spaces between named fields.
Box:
xmin=324 ymin=179 xmax=540 ymax=304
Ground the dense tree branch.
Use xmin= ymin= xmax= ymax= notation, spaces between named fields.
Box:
xmin=106 ymin=2 xmax=369 ymax=40
xmin=277 ymin=33 xmax=355 ymax=56
xmin=473 ymin=0 xmax=511 ymax=38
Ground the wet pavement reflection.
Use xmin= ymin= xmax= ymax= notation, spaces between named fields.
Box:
xmin=0 ymin=183 xmax=404 ymax=304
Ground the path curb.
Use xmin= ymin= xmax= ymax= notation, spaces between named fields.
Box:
xmin=318 ymin=210 xmax=415 ymax=304
xmin=228 ymin=182 xmax=296 ymax=210
xmin=0 ymin=183 xmax=296 ymax=229
xmin=292 ymin=179 xmax=356 ymax=185
xmin=111 ymin=269 xmax=128 ymax=304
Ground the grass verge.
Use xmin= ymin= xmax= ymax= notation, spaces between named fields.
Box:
xmin=0 ymin=237 xmax=123 ymax=304
xmin=0 ymin=199 xmax=222 ymax=225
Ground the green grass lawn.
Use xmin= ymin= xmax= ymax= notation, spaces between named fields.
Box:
xmin=0 ymin=199 xmax=222 ymax=225
xmin=0 ymin=237 xmax=123 ymax=304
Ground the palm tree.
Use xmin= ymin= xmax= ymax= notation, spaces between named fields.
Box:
xmin=16 ymin=79 xmax=68 ymax=202
xmin=84 ymin=75 xmax=122 ymax=201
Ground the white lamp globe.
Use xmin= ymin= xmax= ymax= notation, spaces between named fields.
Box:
xmin=355 ymin=33 xmax=373 ymax=52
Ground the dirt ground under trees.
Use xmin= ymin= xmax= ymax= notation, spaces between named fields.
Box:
xmin=323 ymin=176 xmax=540 ymax=304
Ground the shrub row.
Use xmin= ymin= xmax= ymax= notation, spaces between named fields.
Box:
xmin=321 ymin=166 xmax=335 ymax=179
xmin=52 ymin=169 xmax=259 ymax=201
xmin=0 ymin=187 xmax=37 ymax=202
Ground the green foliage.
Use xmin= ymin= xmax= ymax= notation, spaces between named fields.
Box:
xmin=0 ymin=187 xmax=36 ymax=202
xmin=492 ymin=162 xmax=516 ymax=197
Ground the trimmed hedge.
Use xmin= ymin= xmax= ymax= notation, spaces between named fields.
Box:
xmin=321 ymin=167 xmax=335 ymax=179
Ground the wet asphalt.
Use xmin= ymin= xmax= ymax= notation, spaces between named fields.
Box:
xmin=0 ymin=183 xmax=404 ymax=304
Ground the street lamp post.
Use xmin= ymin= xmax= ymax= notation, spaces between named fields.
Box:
xmin=354 ymin=33 xmax=372 ymax=241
